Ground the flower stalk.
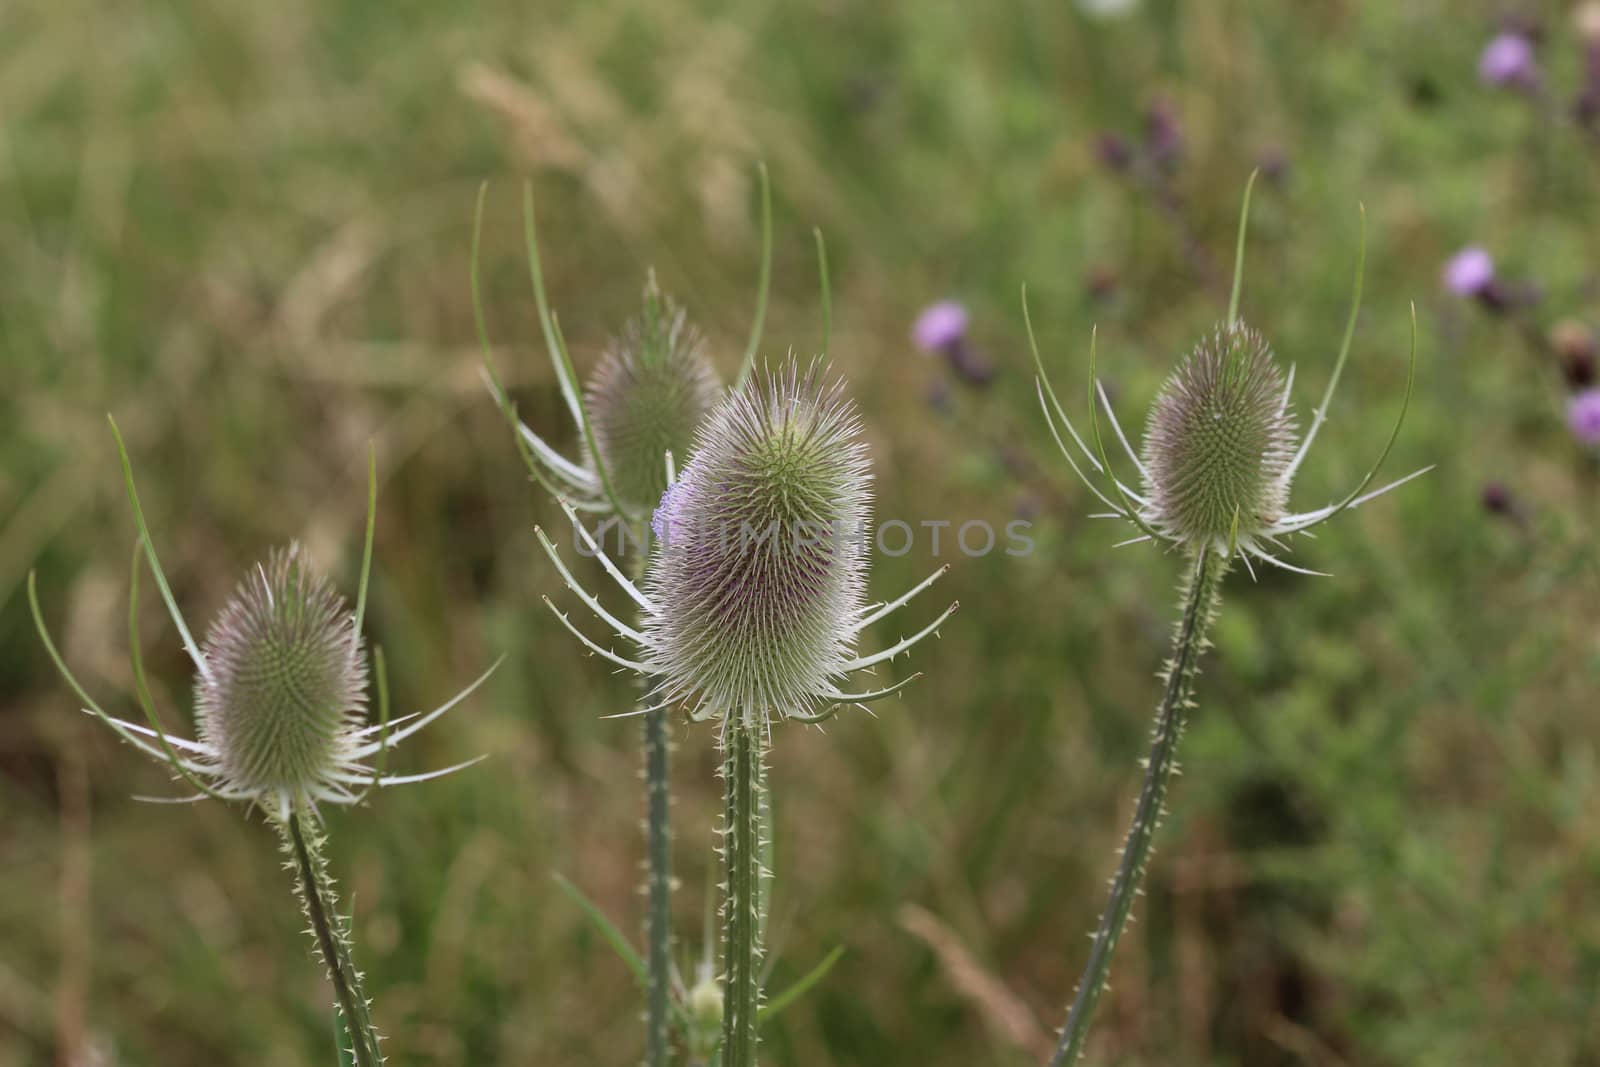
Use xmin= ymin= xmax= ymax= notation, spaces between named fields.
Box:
xmin=642 ymin=701 xmax=672 ymax=1065
xmin=284 ymin=811 xmax=382 ymax=1067
xmin=1049 ymin=547 xmax=1225 ymax=1065
xmin=719 ymin=713 xmax=767 ymax=1067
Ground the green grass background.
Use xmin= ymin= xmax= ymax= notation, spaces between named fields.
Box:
xmin=3 ymin=0 xmax=1597 ymax=1064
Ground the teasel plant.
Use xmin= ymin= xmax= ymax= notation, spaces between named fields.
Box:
xmin=534 ymin=352 xmax=955 ymax=1066
xmin=471 ymin=168 xmax=786 ymax=1064
xmin=1026 ymin=172 xmax=1431 ymax=1064
xmin=28 ymin=423 xmax=499 ymax=1067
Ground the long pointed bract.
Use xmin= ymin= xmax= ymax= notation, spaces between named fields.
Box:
xmin=108 ymin=417 xmax=210 ymax=682
xmin=735 ymin=161 xmax=773 ymax=391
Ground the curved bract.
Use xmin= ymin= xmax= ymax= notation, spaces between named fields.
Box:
xmin=474 ymin=168 xmax=774 ymax=526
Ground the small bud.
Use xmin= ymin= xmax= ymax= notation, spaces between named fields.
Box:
xmin=690 ymin=977 xmax=723 ymax=1028
xmin=643 ymin=359 xmax=871 ymax=722
xmin=1085 ymin=266 xmax=1120 ymax=303
xmin=1257 ymin=145 xmax=1291 ymax=185
xmin=1550 ymin=319 xmax=1597 ymax=388
xmin=197 ymin=544 xmax=367 ymax=799
xmin=1094 ymin=132 xmax=1135 ymax=174
xmin=1141 ymin=324 xmax=1296 ymax=548
xmin=1480 ymin=481 xmax=1510 ymax=514
xmin=584 ymin=275 xmax=723 ymax=514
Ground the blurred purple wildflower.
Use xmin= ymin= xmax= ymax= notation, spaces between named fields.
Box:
xmin=1144 ymin=100 xmax=1184 ymax=170
xmin=1479 ymin=32 xmax=1538 ymax=88
xmin=913 ymin=300 xmax=994 ymax=386
xmin=1094 ymin=132 xmax=1135 ymax=174
xmin=913 ymin=301 xmax=969 ymax=353
xmin=1569 ymin=387 xmax=1600 ymax=444
xmin=1445 ymin=247 xmax=1496 ymax=296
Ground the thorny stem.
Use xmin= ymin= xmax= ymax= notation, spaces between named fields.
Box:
xmin=720 ymin=715 xmax=766 ymax=1067
xmin=1050 ymin=548 xmax=1226 ymax=1066
xmin=643 ymin=698 xmax=673 ymax=1065
xmin=285 ymin=812 xmax=382 ymax=1067
xmin=630 ymin=542 xmax=674 ymax=1067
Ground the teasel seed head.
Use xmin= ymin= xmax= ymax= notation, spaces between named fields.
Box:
xmin=1140 ymin=323 xmax=1296 ymax=549
xmin=642 ymin=358 xmax=872 ymax=723
xmin=583 ymin=274 xmax=723 ymax=515
xmin=195 ymin=543 xmax=367 ymax=800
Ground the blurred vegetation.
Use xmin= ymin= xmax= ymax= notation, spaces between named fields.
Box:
xmin=3 ymin=0 xmax=1598 ymax=1064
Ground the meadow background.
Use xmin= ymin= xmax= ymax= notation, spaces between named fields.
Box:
xmin=3 ymin=0 xmax=1598 ymax=1064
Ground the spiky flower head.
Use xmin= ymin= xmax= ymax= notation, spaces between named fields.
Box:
xmin=30 ymin=427 xmax=498 ymax=824
xmin=582 ymin=275 xmax=723 ymax=515
xmin=1141 ymin=323 xmax=1296 ymax=550
xmin=195 ymin=543 xmax=367 ymax=803
xmin=1028 ymin=172 xmax=1428 ymax=577
xmin=642 ymin=359 xmax=872 ymax=724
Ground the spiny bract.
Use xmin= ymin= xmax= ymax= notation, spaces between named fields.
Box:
xmin=195 ymin=543 xmax=368 ymax=801
xmin=1141 ymin=323 xmax=1296 ymax=549
xmin=583 ymin=276 xmax=723 ymax=513
xmin=642 ymin=359 xmax=872 ymax=722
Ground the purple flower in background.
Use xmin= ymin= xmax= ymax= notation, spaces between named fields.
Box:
xmin=1479 ymin=33 xmax=1538 ymax=88
xmin=913 ymin=300 xmax=994 ymax=386
xmin=1444 ymin=246 xmax=1515 ymax=313
xmin=913 ymin=301 xmax=969 ymax=354
xmin=1444 ymin=247 xmax=1495 ymax=296
xmin=1094 ymin=132 xmax=1135 ymax=174
xmin=1144 ymin=99 xmax=1184 ymax=170
xmin=1569 ymin=388 xmax=1600 ymax=445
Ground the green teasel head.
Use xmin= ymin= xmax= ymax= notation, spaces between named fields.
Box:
xmin=1140 ymin=323 xmax=1296 ymax=549
xmin=582 ymin=274 xmax=723 ymax=514
xmin=1028 ymin=171 xmax=1430 ymax=575
xmin=194 ymin=543 xmax=368 ymax=800
xmin=643 ymin=358 xmax=873 ymax=723
xmin=29 ymin=425 xmax=499 ymax=822
xmin=534 ymin=357 xmax=958 ymax=733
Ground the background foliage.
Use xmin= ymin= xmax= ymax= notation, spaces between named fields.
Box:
xmin=2 ymin=1 xmax=1596 ymax=1064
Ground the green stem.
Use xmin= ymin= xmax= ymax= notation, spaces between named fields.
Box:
xmin=627 ymin=539 xmax=674 ymax=1067
xmin=720 ymin=716 xmax=765 ymax=1067
xmin=284 ymin=813 xmax=382 ymax=1067
xmin=643 ymin=702 xmax=673 ymax=1067
xmin=1050 ymin=548 xmax=1225 ymax=1066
